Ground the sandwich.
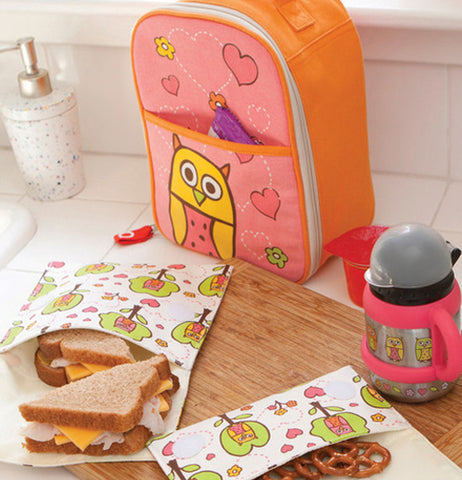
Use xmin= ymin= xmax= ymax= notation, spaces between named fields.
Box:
xmin=34 ymin=329 xmax=135 ymax=387
xmin=19 ymin=355 xmax=179 ymax=455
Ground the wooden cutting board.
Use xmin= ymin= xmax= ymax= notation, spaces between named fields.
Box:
xmin=67 ymin=259 xmax=462 ymax=479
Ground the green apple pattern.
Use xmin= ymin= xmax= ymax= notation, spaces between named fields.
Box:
xmin=167 ymin=460 xmax=222 ymax=480
xmin=99 ymin=305 xmax=152 ymax=341
xmin=42 ymin=285 xmax=86 ymax=314
xmin=28 ymin=270 xmax=57 ymax=302
xmin=171 ymin=308 xmax=211 ymax=349
xmin=198 ymin=265 xmax=231 ymax=297
xmin=74 ymin=263 xmax=117 ymax=276
xmin=360 ymin=385 xmax=392 ymax=409
xmin=216 ymin=413 xmax=270 ymax=456
xmin=0 ymin=321 xmax=24 ymax=348
xmin=309 ymin=401 xmax=369 ymax=442
xmin=129 ymin=269 xmax=180 ymax=297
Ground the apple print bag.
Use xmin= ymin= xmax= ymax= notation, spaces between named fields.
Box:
xmin=0 ymin=261 xmax=232 ymax=467
xmin=149 ymin=366 xmax=462 ymax=480
xmin=131 ymin=0 xmax=375 ymax=283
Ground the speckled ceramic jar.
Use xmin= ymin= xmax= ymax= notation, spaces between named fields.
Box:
xmin=1 ymin=87 xmax=85 ymax=201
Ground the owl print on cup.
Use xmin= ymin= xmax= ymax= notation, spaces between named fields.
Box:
xmin=385 ymin=336 xmax=404 ymax=362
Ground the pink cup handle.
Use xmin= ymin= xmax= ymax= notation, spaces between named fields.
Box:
xmin=430 ymin=306 xmax=462 ymax=382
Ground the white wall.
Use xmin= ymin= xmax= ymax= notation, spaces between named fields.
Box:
xmin=1 ymin=1 xmax=461 ymax=181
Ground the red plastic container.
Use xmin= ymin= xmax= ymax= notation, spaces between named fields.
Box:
xmin=342 ymin=260 xmax=369 ymax=306
xmin=324 ymin=225 xmax=389 ymax=306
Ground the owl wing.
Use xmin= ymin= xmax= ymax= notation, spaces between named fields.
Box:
xmin=170 ymin=195 xmax=187 ymax=245
xmin=212 ymin=220 xmax=235 ymax=259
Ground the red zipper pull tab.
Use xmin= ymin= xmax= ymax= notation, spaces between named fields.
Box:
xmin=114 ymin=225 xmax=154 ymax=245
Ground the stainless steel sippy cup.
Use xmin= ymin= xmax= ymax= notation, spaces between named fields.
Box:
xmin=361 ymin=223 xmax=462 ymax=402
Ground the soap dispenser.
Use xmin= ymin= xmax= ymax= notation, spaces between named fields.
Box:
xmin=0 ymin=37 xmax=85 ymax=201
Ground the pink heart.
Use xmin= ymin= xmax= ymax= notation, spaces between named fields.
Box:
xmin=66 ymin=314 xmax=78 ymax=318
xmin=114 ymin=274 xmax=128 ymax=278
xmin=223 ymin=43 xmax=258 ymax=86
xmin=383 ymin=383 xmax=391 ymax=391
xmin=161 ymin=75 xmax=180 ymax=96
xmin=307 ymin=442 xmax=316 ymax=448
xmin=83 ymin=306 xmax=98 ymax=313
xmin=48 ymin=261 xmax=65 ymax=268
xmin=286 ymin=428 xmax=303 ymax=439
xmin=281 ymin=444 xmax=294 ymax=454
xmin=235 ymin=152 xmax=254 ymax=164
xmin=304 ymin=386 xmax=325 ymax=398
xmin=162 ymin=441 xmax=174 ymax=456
xmin=206 ymin=453 xmax=215 ymax=461
xmin=141 ymin=298 xmax=160 ymax=308
xmin=418 ymin=388 xmax=427 ymax=396
xmin=250 ymin=188 xmax=281 ymax=220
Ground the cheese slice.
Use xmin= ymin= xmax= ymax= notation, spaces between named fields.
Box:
xmin=64 ymin=364 xmax=93 ymax=381
xmin=155 ymin=378 xmax=173 ymax=395
xmin=157 ymin=394 xmax=170 ymax=413
xmin=55 ymin=425 xmax=104 ymax=451
xmin=81 ymin=362 xmax=111 ymax=374
xmin=54 ymin=434 xmax=71 ymax=445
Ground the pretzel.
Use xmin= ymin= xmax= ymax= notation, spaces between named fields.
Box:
xmin=262 ymin=463 xmax=299 ymax=480
xmin=351 ymin=442 xmax=391 ymax=478
xmin=293 ymin=456 xmax=324 ymax=480
xmin=261 ymin=440 xmax=391 ymax=479
xmin=311 ymin=444 xmax=359 ymax=477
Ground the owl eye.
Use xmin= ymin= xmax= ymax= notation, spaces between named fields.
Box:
xmin=202 ymin=175 xmax=222 ymax=200
xmin=180 ymin=161 xmax=198 ymax=187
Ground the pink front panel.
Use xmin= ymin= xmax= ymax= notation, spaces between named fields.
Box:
xmin=133 ymin=12 xmax=308 ymax=281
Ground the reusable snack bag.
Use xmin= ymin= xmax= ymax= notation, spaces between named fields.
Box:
xmin=0 ymin=261 xmax=232 ymax=466
xmin=131 ymin=0 xmax=374 ymax=283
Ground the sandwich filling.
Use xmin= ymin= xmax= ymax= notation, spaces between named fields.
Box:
xmin=37 ymin=349 xmax=129 ymax=382
xmin=22 ymin=393 xmax=170 ymax=451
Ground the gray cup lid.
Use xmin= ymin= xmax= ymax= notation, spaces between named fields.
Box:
xmin=364 ymin=223 xmax=453 ymax=289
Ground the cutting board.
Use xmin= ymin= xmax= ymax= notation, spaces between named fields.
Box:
xmin=67 ymin=258 xmax=462 ymax=479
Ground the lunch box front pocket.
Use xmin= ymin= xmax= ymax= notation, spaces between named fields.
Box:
xmin=144 ymin=115 xmax=310 ymax=282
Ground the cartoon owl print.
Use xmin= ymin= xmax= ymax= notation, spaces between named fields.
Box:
xmin=366 ymin=324 xmax=377 ymax=352
xmin=385 ymin=336 xmax=404 ymax=362
xmin=169 ymin=134 xmax=235 ymax=258
xmin=415 ymin=337 xmax=432 ymax=362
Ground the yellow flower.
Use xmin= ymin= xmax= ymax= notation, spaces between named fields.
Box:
xmin=275 ymin=407 xmax=288 ymax=416
xmin=227 ymin=465 xmax=242 ymax=477
xmin=156 ymin=338 xmax=168 ymax=347
xmin=371 ymin=413 xmax=386 ymax=422
xmin=155 ymin=36 xmax=175 ymax=60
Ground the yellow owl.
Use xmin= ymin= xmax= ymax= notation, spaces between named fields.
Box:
xmin=168 ymin=134 xmax=235 ymax=258
xmin=385 ymin=336 xmax=404 ymax=362
xmin=415 ymin=337 xmax=432 ymax=362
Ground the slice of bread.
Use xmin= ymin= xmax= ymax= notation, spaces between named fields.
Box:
xmin=37 ymin=329 xmax=134 ymax=365
xmin=20 ymin=357 xmax=162 ymax=432
xmin=34 ymin=349 xmax=68 ymax=387
xmin=23 ymin=425 xmax=151 ymax=456
xmin=34 ymin=329 xmax=134 ymax=387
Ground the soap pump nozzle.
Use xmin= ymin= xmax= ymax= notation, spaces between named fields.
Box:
xmin=0 ymin=37 xmax=52 ymax=98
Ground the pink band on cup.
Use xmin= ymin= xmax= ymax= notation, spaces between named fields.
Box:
xmin=362 ymin=282 xmax=461 ymax=329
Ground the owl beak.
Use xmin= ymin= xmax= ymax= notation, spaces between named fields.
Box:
xmin=193 ymin=189 xmax=205 ymax=205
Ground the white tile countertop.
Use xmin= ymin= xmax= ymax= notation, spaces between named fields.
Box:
xmin=1 ymin=146 xmax=462 ymax=479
